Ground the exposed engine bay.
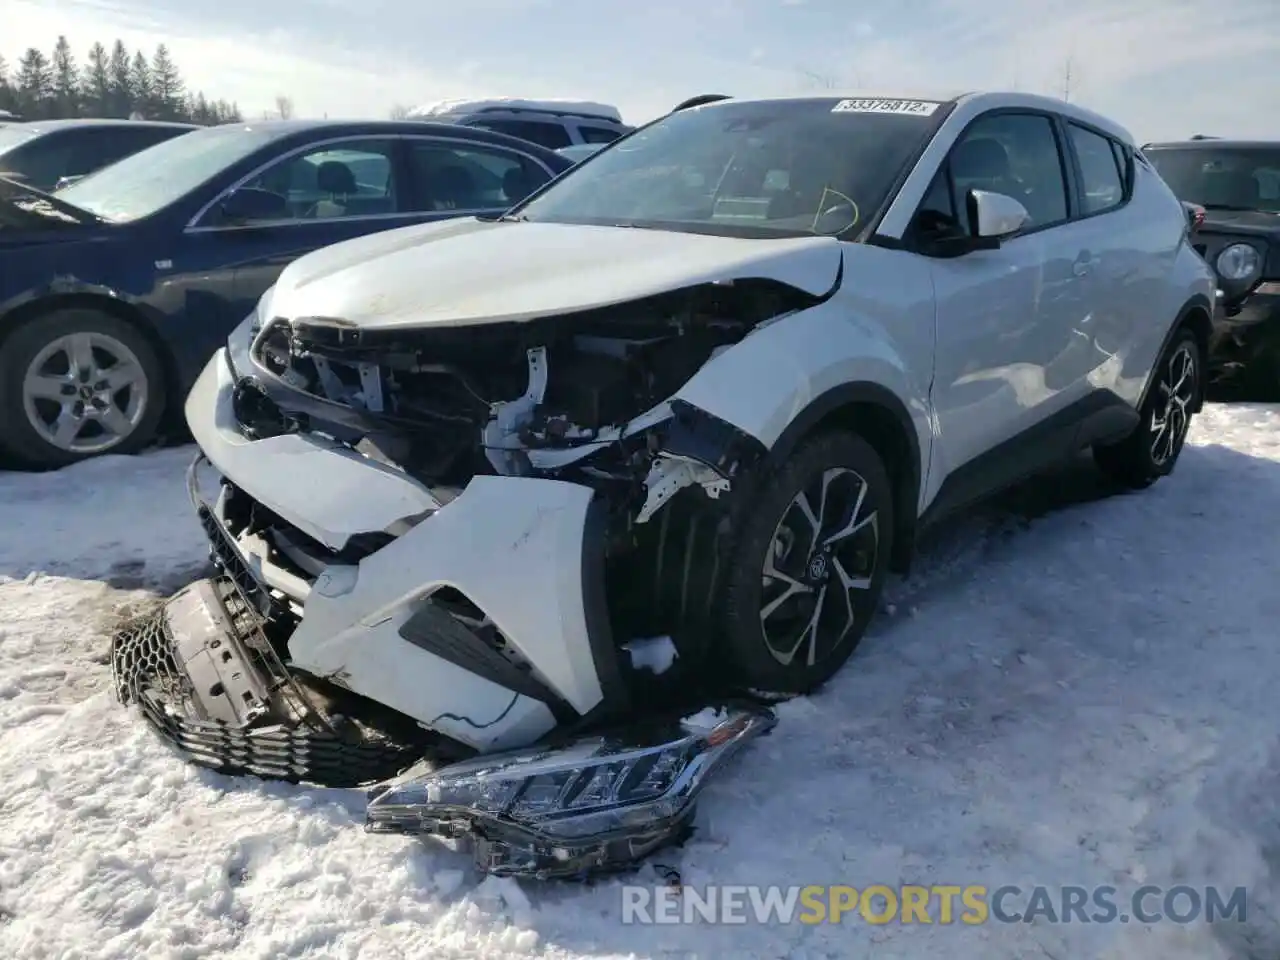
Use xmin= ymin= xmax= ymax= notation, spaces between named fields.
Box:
xmin=229 ymin=279 xmax=823 ymax=643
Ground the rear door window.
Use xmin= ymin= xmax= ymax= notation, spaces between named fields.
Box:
xmin=404 ymin=139 xmax=552 ymax=211
xmin=1068 ymin=123 xmax=1125 ymax=215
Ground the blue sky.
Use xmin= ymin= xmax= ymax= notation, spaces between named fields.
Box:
xmin=9 ymin=0 xmax=1280 ymax=139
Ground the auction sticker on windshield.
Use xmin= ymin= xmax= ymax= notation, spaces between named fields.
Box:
xmin=831 ymin=98 xmax=941 ymax=116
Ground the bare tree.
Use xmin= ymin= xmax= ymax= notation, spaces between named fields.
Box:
xmin=796 ymin=68 xmax=861 ymax=91
xmin=388 ymin=103 xmax=413 ymax=120
xmin=274 ymin=94 xmax=293 ymax=119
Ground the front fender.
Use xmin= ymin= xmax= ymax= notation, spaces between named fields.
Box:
xmin=671 ymin=245 xmax=936 ymax=511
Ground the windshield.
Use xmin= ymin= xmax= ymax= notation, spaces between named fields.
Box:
xmin=55 ymin=123 xmax=282 ymax=222
xmin=1146 ymin=146 xmax=1280 ymax=213
xmin=514 ymin=97 xmax=948 ymax=238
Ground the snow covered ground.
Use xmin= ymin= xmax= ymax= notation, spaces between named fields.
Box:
xmin=1 ymin=403 xmax=1278 ymax=960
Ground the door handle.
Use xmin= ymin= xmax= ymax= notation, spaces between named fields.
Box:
xmin=1072 ymin=250 xmax=1095 ymax=277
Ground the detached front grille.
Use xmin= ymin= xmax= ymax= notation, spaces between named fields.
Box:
xmin=111 ymin=575 xmax=425 ymax=787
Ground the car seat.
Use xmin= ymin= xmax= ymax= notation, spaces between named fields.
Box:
xmin=308 ymin=160 xmax=357 ymax=218
xmin=952 ymin=138 xmax=1016 ymax=197
xmin=432 ymin=165 xmax=478 ymax=210
xmin=502 ymin=166 xmax=531 ymax=204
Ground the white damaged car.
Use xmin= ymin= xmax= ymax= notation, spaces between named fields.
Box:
xmin=113 ymin=91 xmax=1214 ymax=877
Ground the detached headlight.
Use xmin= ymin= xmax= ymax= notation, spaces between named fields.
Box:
xmin=1216 ymin=242 xmax=1261 ymax=281
xmin=365 ymin=704 xmax=776 ymax=878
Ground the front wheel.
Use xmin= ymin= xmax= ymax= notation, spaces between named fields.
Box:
xmin=1094 ymin=328 xmax=1200 ymax=489
xmin=718 ymin=431 xmax=894 ymax=696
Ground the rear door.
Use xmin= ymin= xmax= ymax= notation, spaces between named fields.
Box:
xmin=1054 ymin=120 xmax=1141 ymax=396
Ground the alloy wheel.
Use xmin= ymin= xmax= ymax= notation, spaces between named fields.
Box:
xmin=21 ymin=331 xmax=150 ymax=454
xmin=759 ymin=467 xmax=880 ymax=668
xmin=1150 ymin=342 xmax=1196 ymax=467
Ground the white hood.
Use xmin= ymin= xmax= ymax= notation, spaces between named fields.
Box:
xmin=267 ymin=218 xmax=844 ymax=330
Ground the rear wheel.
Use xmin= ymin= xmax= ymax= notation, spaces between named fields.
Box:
xmin=718 ymin=431 xmax=894 ymax=696
xmin=0 ymin=308 xmax=166 ymax=469
xmin=1094 ymin=328 xmax=1199 ymax=489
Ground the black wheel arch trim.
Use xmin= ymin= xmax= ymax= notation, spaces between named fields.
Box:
xmin=580 ymin=492 xmax=630 ymax=720
xmin=1138 ymin=292 xmax=1213 ymax=414
xmin=766 ymin=381 xmax=922 ymax=574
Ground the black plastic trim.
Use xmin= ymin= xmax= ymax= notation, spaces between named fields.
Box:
xmin=1137 ymin=293 xmax=1214 ymax=414
xmin=398 ymin=600 xmax=574 ymax=720
xmin=671 ymin=94 xmax=732 ymax=113
xmin=662 ymin=399 xmax=769 ymax=477
xmin=580 ymin=493 xmax=630 ymax=721
xmin=766 ymin=381 xmax=922 ymax=573
xmin=918 ymin=389 xmax=1135 ymax=531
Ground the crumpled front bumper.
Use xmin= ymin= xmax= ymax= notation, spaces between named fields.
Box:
xmin=175 ymin=347 xmax=632 ymax=755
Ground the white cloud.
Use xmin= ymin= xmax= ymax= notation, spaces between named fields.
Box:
xmin=6 ymin=0 xmax=1279 ymax=138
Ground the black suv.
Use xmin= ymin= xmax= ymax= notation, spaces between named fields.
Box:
xmin=1144 ymin=138 xmax=1280 ymax=388
xmin=0 ymin=118 xmax=196 ymax=192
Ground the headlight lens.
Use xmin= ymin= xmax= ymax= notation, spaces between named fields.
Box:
xmin=1216 ymin=242 xmax=1261 ymax=281
xmin=364 ymin=704 xmax=776 ymax=878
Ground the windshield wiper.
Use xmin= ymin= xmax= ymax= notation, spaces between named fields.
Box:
xmin=0 ymin=175 xmax=105 ymax=223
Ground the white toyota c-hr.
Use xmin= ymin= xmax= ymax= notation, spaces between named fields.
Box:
xmin=113 ymin=91 xmax=1214 ymax=874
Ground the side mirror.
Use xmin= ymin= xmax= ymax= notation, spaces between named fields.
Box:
xmin=218 ymin=187 xmax=288 ymax=226
xmin=966 ymin=189 xmax=1030 ymax=240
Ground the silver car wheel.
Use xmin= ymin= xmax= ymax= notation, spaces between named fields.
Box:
xmin=759 ymin=466 xmax=880 ymax=668
xmin=1149 ymin=341 xmax=1196 ymax=467
xmin=21 ymin=331 xmax=150 ymax=454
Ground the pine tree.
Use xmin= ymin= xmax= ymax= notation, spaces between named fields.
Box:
xmin=128 ymin=50 xmax=152 ymax=118
xmin=15 ymin=48 xmax=54 ymax=118
xmin=81 ymin=42 xmax=111 ymax=117
xmin=150 ymin=44 xmax=184 ymax=120
xmin=51 ymin=35 xmax=80 ymax=118
xmin=0 ymin=54 xmax=15 ymax=115
xmin=108 ymin=41 xmax=131 ymax=118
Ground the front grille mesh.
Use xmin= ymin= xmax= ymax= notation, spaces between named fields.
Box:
xmin=111 ymin=578 xmax=424 ymax=787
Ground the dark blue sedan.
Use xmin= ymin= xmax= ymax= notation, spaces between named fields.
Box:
xmin=0 ymin=119 xmax=573 ymax=468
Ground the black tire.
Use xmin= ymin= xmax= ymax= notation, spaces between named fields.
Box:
xmin=1093 ymin=327 xmax=1200 ymax=489
xmin=718 ymin=430 xmax=894 ymax=696
xmin=0 ymin=308 xmax=166 ymax=469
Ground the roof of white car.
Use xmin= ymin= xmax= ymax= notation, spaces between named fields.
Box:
xmin=408 ymin=97 xmax=624 ymax=124
xmin=688 ymin=90 xmax=1135 ymax=146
